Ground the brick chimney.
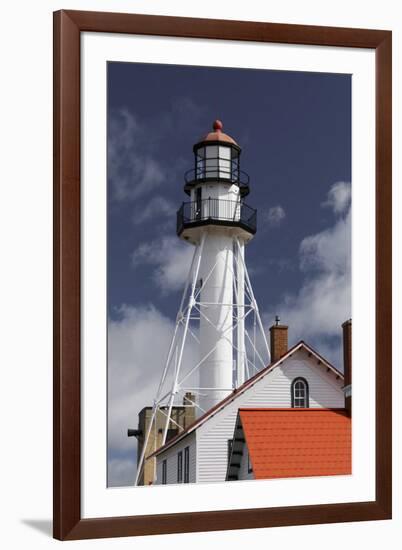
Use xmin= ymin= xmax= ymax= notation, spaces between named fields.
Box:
xmin=342 ymin=319 xmax=352 ymax=415
xmin=183 ymin=392 xmax=196 ymax=427
xmin=269 ymin=316 xmax=288 ymax=363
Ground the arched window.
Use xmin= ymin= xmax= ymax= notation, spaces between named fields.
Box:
xmin=291 ymin=378 xmax=309 ymax=408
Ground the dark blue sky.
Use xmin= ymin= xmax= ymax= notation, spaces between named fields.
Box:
xmin=107 ymin=61 xmax=351 ymax=364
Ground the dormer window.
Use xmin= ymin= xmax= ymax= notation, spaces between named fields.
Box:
xmin=291 ymin=378 xmax=309 ymax=408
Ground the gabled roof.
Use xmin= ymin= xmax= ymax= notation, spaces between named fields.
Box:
xmin=227 ymin=408 xmax=351 ymax=480
xmin=149 ymin=340 xmax=343 ymax=458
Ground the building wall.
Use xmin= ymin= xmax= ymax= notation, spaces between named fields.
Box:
xmin=196 ymin=349 xmax=344 ymax=483
xmin=155 ymin=432 xmax=197 ymax=485
xmin=238 ymin=446 xmax=254 ymax=481
xmin=138 ymin=402 xmax=196 ymax=485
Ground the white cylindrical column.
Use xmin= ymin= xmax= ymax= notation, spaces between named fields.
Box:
xmin=236 ymin=239 xmax=246 ymax=387
xmin=198 ymin=231 xmax=234 ymax=414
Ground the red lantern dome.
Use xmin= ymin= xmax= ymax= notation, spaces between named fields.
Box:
xmin=199 ymin=120 xmax=238 ymax=146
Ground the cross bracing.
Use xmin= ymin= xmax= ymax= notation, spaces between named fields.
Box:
xmin=134 ymin=235 xmax=270 ymax=486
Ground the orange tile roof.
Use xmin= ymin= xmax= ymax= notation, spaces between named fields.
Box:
xmin=239 ymin=408 xmax=351 ymax=479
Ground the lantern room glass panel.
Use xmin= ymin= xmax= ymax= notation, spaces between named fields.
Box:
xmin=196 ymin=147 xmax=205 ymax=179
xmin=194 ymin=144 xmax=241 ymax=181
xmin=205 ymin=145 xmax=219 ymax=178
xmin=218 ymin=146 xmax=231 ymax=178
xmin=231 ymin=148 xmax=240 ymax=182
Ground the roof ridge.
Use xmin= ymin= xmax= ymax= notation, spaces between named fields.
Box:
xmin=238 ymin=407 xmax=348 ymax=412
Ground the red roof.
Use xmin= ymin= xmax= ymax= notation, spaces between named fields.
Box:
xmin=239 ymin=408 xmax=351 ymax=479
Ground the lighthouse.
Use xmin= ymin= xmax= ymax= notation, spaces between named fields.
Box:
xmin=178 ymin=120 xmax=257 ymax=411
xmin=134 ymin=121 xmax=270 ymax=486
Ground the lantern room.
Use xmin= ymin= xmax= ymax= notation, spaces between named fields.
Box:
xmin=177 ymin=120 xmax=257 ymax=242
xmin=184 ymin=120 xmax=250 ymax=197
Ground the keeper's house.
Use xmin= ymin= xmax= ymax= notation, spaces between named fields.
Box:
xmin=149 ymin=320 xmax=352 ymax=485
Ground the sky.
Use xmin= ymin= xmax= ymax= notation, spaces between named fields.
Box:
xmin=107 ymin=62 xmax=351 ymax=487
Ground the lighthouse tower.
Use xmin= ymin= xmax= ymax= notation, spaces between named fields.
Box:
xmin=134 ymin=121 xmax=270 ymax=485
xmin=179 ymin=120 xmax=257 ymax=411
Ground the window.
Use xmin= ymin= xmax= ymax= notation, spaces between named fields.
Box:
xmin=162 ymin=459 xmax=167 ymax=485
xmin=177 ymin=451 xmax=183 ymax=483
xmin=184 ymin=446 xmax=190 ymax=483
xmin=291 ymin=377 xmax=309 ymax=408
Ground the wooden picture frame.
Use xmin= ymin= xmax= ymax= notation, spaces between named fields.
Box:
xmin=53 ymin=10 xmax=392 ymax=540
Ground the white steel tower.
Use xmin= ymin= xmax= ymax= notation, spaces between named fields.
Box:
xmin=135 ymin=120 xmax=270 ymax=485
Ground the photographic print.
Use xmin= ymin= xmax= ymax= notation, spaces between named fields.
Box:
xmin=53 ymin=11 xmax=392 ymax=539
xmin=107 ymin=62 xmax=352 ymax=489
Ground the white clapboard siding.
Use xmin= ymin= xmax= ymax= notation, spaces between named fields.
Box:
xmin=155 ymin=432 xmax=196 ymax=485
xmin=196 ymin=349 xmax=344 ymax=484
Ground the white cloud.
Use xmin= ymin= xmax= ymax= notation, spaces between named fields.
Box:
xmin=108 ymin=304 xmax=198 ymax=486
xmin=322 ymin=181 xmax=351 ymax=214
xmin=131 ymin=236 xmax=194 ymax=293
xmin=108 ymin=306 xmax=175 ymax=458
xmin=265 ymin=205 xmax=286 ymax=226
xmin=132 ymin=196 xmax=176 ymax=226
xmin=108 ymin=109 xmax=166 ymax=201
xmin=108 ymin=99 xmax=203 ymax=203
xmin=265 ymin=184 xmax=351 ymax=368
xmin=300 ymin=210 xmax=351 ymax=276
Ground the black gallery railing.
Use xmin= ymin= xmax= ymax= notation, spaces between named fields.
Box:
xmin=184 ymin=165 xmax=250 ymax=186
xmin=177 ymin=198 xmax=257 ymax=235
xmin=184 ymin=165 xmax=250 ymax=196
